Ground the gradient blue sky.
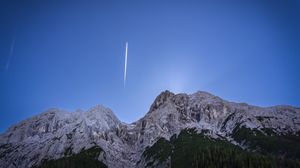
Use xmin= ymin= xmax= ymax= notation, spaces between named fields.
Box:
xmin=1 ymin=0 xmax=300 ymax=133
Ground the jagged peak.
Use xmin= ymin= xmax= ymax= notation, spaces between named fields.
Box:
xmin=87 ymin=105 xmax=108 ymax=114
xmin=192 ymin=91 xmax=220 ymax=99
xmin=158 ymin=90 xmax=175 ymax=97
xmin=148 ymin=90 xmax=222 ymax=113
xmin=88 ymin=104 xmax=108 ymax=111
xmin=87 ymin=104 xmax=117 ymax=117
xmin=149 ymin=90 xmax=175 ymax=112
xmin=86 ymin=104 xmax=121 ymax=125
xmin=190 ymin=91 xmax=224 ymax=104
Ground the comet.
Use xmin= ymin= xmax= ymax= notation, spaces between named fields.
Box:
xmin=124 ymin=42 xmax=128 ymax=87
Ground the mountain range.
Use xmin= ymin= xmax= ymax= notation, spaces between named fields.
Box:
xmin=0 ymin=90 xmax=300 ymax=168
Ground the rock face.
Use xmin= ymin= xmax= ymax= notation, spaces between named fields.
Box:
xmin=0 ymin=90 xmax=300 ymax=168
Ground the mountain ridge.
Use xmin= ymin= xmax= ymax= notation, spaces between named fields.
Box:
xmin=0 ymin=90 xmax=300 ymax=168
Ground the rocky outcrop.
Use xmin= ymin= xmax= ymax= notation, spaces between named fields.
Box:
xmin=0 ymin=90 xmax=299 ymax=168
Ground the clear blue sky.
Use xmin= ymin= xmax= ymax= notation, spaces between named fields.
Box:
xmin=1 ymin=0 xmax=300 ymax=133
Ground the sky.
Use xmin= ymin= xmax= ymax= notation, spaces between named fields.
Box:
xmin=0 ymin=0 xmax=300 ymax=133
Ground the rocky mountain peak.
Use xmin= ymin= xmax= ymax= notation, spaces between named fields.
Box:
xmin=149 ymin=90 xmax=175 ymax=112
xmin=86 ymin=105 xmax=119 ymax=121
xmin=0 ymin=90 xmax=299 ymax=168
